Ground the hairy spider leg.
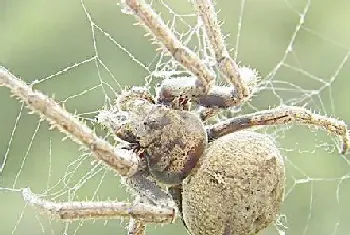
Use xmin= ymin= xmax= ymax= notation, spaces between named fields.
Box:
xmin=123 ymin=0 xmax=257 ymax=109
xmin=206 ymin=106 xmax=350 ymax=154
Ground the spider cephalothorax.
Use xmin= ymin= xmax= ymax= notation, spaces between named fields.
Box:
xmin=101 ymin=87 xmax=208 ymax=185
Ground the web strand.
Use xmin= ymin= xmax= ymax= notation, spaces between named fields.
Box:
xmin=0 ymin=1 xmax=350 ymax=235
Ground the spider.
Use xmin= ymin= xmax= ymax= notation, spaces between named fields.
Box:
xmin=0 ymin=0 xmax=349 ymax=235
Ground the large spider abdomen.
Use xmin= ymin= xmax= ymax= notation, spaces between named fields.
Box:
xmin=182 ymin=131 xmax=285 ymax=235
xmin=138 ymin=106 xmax=207 ymax=185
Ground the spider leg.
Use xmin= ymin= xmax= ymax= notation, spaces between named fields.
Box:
xmin=206 ymin=106 xmax=350 ymax=154
xmin=127 ymin=196 xmax=146 ymax=235
xmin=21 ymin=188 xmax=174 ymax=223
xmin=125 ymin=171 xmax=174 ymax=207
xmin=197 ymin=106 xmax=219 ymax=121
xmin=168 ymin=185 xmax=185 ymax=221
xmin=122 ymin=0 xmax=257 ymax=108
xmin=123 ymin=161 xmax=175 ymax=234
xmin=128 ymin=217 xmax=146 ymax=235
xmin=157 ymin=72 xmax=256 ymax=108
xmin=123 ymin=0 xmax=215 ymax=96
xmin=168 ymin=185 xmax=193 ymax=234
xmin=0 ymin=67 xmax=139 ymax=177
xmin=193 ymin=0 xmax=253 ymax=106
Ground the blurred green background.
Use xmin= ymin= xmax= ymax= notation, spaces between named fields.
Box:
xmin=1 ymin=0 xmax=350 ymax=234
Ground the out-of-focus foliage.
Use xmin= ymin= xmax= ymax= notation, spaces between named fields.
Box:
xmin=1 ymin=1 xmax=350 ymax=235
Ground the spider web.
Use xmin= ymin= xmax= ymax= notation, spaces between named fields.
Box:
xmin=0 ymin=0 xmax=350 ymax=235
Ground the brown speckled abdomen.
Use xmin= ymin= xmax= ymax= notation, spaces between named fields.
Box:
xmin=182 ymin=131 xmax=285 ymax=235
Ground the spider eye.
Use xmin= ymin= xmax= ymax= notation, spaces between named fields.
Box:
xmin=115 ymin=112 xmax=129 ymax=122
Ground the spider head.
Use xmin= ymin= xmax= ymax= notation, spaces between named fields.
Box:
xmin=99 ymin=86 xmax=208 ymax=185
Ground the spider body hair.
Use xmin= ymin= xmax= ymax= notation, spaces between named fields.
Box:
xmin=101 ymin=87 xmax=208 ymax=185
